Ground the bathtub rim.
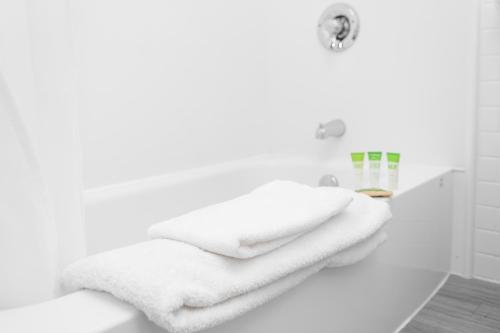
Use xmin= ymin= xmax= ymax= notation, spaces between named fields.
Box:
xmin=84 ymin=153 xmax=456 ymax=206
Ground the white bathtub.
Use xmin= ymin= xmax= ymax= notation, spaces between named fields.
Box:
xmin=0 ymin=155 xmax=454 ymax=333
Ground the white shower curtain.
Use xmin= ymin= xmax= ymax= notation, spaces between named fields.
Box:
xmin=0 ymin=72 xmax=59 ymax=308
xmin=0 ymin=0 xmax=86 ymax=308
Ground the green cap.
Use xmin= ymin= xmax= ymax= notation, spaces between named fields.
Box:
xmin=387 ymin=152 xmax=400 ymax=163
xmin=351 ymin=152 xmax=365 ymax=162
xmin=368 ymin=152 xmax=382 ymax=161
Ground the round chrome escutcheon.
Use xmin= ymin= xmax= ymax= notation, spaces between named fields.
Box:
xmin=317 ymin=3 xmax=360 ymax=52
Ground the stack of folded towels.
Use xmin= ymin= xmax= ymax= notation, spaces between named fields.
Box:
xmin=63 ymin=180 xmax=391 ymax=333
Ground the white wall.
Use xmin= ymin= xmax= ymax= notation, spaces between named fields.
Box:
xmin=475 ymin=0 xmax=500 ymax=283
xmin=72 ymin=0 xmax=270 ymax=188
xmin=75 ymin=0 xmax=478 ymax=190
xmin=267 ymin=0 xmax=476 ymax=166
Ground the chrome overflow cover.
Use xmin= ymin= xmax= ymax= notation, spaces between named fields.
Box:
xmin=319 ymin=174 xmax=340 ymax=187
xmin=317 ymin=3 xmax=360 ymax=52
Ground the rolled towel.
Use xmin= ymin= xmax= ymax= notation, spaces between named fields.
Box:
xmin=148 ymin=180 xmax=353 ymax=258
xmin=63 ymin=193 xmax=391 ymax=333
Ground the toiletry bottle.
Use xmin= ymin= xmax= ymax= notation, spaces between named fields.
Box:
xmin=351 ymin=152 xmax=365 ymax=189
xmin=368 ymin=152 xmax=382 ymax=188
xmin=387 ymin=152 xmax=400 ymax=190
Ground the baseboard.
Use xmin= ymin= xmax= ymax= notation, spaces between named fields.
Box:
xmin=392 ymin=273 xmax=450 ymax=333
xmin=449 ymin=271 xmax=472 ymax=279
xmin=474 ymin=275 xmax=500 ymax=285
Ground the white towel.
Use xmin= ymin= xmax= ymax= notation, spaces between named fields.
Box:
xmin=63 ymin=193 xmax=390 ymax=333
xmin=158 ymin=230 xmax=388 ymax=332
xmin=326 ymin=229 xmax=387 ymax=268
xmin=148 ymin=180 xmax=353 ymax=258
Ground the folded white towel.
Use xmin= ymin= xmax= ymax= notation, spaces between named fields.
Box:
xmin=326 ymin=229 xmax=387 ymax=268
xmin=63 ymin=193 xmax=390 ymax=333
xmin=148 ymin=180 xmax=353 ymax=258
xmin=158 ymin=230 xmax=388 ymax=332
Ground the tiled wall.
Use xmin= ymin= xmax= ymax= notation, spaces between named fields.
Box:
xmin=475 ymin=0 xmax=500 ymax=282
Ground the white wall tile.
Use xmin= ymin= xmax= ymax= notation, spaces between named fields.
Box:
xmin=478 ymin=133 xmax=500 ymax=156
xmin=480 ymin=56 xmax=500 ymax=81
xmin=475 ymin=253 xmax=500 ymax=282
xmin=477 ymin=157 xmax=500 ymax=180
xmin=481 ymin=1 xmax=500 ymax=29
xmin=478 ymin=108 xmax=500 ymax=131
xmin=476 ymin=229 xmax=500 ymax=256
xmin=476 ymin=0 xmax=500 ymax=282
xmin=480 ymin=29 xmax=500 ymax=55
xmin=476 ymin=205 xmax=500 ymax=231
xmin=477 ymin=182 xmax=500 ymax=206
xmin=479 ymin=82 xmax=500 ymax=106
